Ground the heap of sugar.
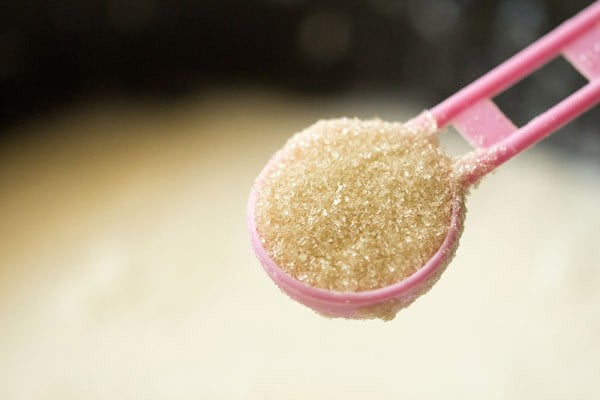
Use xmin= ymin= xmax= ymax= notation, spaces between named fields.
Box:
xmin=255 ymin=117 xmax=461 ymax=293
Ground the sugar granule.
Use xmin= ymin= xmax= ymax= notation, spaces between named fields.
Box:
xmin=255 ymin=117 xmax=460 ymax=292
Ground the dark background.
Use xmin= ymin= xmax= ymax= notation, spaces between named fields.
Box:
xmin=0 ymin=0 xmax=598 ymax=158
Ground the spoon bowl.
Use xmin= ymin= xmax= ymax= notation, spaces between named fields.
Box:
xmin=247 ymin=172 xmax=466 ymax=319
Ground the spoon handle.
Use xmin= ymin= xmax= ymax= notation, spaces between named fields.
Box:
xmin=428 ymin=0 xmax=600 ymax=158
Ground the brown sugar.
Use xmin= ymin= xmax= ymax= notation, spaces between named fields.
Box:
xmin=255 ymin=117 xmax=461 ymax=293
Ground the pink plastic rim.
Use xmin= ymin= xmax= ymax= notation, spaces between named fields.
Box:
xmin=247 ymin=174 xmax=464 ymax=318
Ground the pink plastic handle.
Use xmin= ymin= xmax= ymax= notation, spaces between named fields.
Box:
xmin=429 ymin=0 xmax=600 ymax=181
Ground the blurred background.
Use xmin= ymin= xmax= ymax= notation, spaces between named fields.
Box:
xmin=1 ymin=0 xmax=599 ymax=399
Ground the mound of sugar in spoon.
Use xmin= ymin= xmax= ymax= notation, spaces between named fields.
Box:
xmin=254 ymin=117 xmax=465 ymax=294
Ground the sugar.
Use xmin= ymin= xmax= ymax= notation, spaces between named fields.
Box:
xmin=255 ymin=117 xmax=460 ymax=292
xmin=255 ymin=117 xmax=462 ymax=303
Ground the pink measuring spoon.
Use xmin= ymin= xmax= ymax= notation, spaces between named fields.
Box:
xmin=248 ymin=1 xmax=600 ymax=318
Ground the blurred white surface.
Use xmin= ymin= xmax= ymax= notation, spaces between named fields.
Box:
xmin=0 ymin=91 xmax=599 ymax=399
